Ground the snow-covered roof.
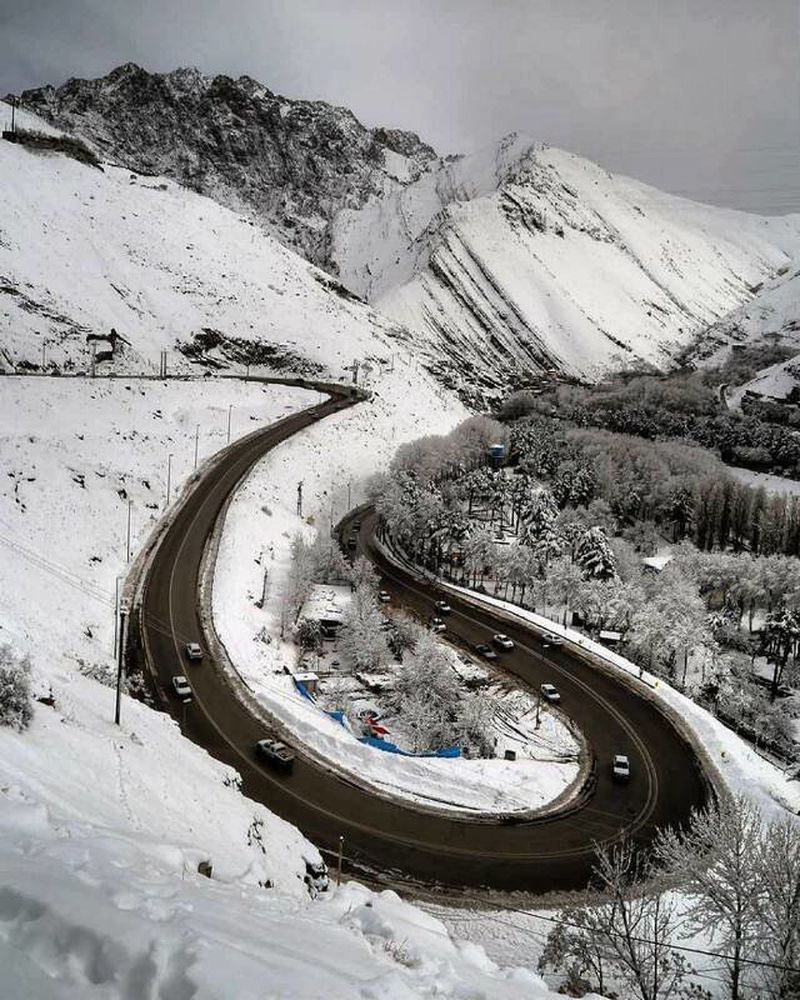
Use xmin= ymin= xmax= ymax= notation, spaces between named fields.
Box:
xmin=300 ymin=583 xmax=353 ymax=624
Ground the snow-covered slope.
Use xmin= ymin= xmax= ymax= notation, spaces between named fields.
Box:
xmin=690 ymin=263 xmax=800 ymax=366
xmin=13 ymin=66 xmax=800 ymax=403
xmin=333 ymin=138 xmax=800 ymax=392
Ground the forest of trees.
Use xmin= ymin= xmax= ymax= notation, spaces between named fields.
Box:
xmin=370 ymin=406 xmax=800 ymax=759
xmin=503 ymin=361 xmax=800 ymax=476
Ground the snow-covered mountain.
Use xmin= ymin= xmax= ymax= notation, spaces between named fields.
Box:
xmin=12 ymin=63 xmax=436 ymax=268
xmin=11 ymin=64 xmax=800 ymax=401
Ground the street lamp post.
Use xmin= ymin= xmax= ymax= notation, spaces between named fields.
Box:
xmin=126 ymin=498 xmax=132 ymax=563
xmin=114 ymin=602 xmax=129 ymax=725
xmin=227 ymin=404 xmax=233 ymax=444
xmin=166 ymin=453 xmax=173 ymax=508
xmin=194 ymin=423 xmax=200 ymax=470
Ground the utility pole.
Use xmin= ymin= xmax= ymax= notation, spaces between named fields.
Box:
xmin=193 ymin=423 xmax=200 ymax=470
xmin=535 ymin=690 xmax=541 ymax=729
xmin=41 ymin=341 xmax=46 ymax=371
xmin=114 ymin=603 xmax=128 ymax=725
xmin=336 ymin=835 xmax=344 ymax=887
xmin=347 ymin=480 xmax=352 ymax=510
xmin=10 ymin=96 xmax=16 ymax=134
xmin=296 ymin=480 xmax=303 ymax=517
xmin=126 ymin=498 xmax=132 ymax=563
xmin=166 ymin=453 xmax=173 ymax=508
xmin=258 ymin=566 xmax=269 ymax=609
xmin=90 ymin=341 xmax=97 ymax=378
xmin=226 ymin=404 xmax=233 ymax=444
xmin=113 ymin=577 xmax=120 ymax=658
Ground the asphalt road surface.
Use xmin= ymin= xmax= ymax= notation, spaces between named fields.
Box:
xmin=137 ymin=387 xmax=709 ymax=893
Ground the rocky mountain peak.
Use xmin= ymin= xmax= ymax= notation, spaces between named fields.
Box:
xmin=13 ymin=63 xmax=439 ymax=268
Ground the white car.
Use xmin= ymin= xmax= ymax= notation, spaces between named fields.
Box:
xmin=171 ymin=675 xmax=192 ymax=703
xmin=542 ymin=632 xmax=564 ymax=647
xmin=378 ymin=590 xmax=391 ymax=603
xmin=540 ymin=683 xmax=561 ymax=704
xmin=492 ymin=633 xmax=514 ymax=650
xmin=612 ymin=754 xmax=631 ymax=783
xmin=255 ymin=739 xmax=295 ymax=769
xmin=185 ymin=642 xmax=203 ymax=661
xmin=429 ymin=617 xmax=447 ymax=634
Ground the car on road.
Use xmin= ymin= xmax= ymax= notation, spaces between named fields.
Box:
xmin=255 ymin=738 xmax=296 ymax=770
xmin=542 ymin=632 xmax=564 ymax=647
xmin=171 ymin=675 xmax=192 ymax=703
xmin=612 ymin=754 xmax=631 ymax=783
xmin=378 ymin=590 xmax=391 ymax=603
xmin=185 ymin=642 xmax=204 ymax=662
xmin=474 ymin=643 xmax=498 ymax=660
xmin=434 ymin=600 xmax=452 ymax=614
xmin=346 ymin=535 xmax=357 ymax=551
xmin=429 ymin=617 xmax=446 ymax=634
xmin=493 ymin=633 xmax=515 ymax=650
xmin=540 ymin=683 xmax=561 ymax=704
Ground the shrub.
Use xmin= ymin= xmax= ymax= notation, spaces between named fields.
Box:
xmin=0 ymin=644 xmax=33 ymax=731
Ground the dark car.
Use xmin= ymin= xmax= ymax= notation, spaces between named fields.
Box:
xmin=434 ymin=600 xmax=452 ymax=614
xmin=475 ymin=643 xmax=498 ymax=660
xmin=255 ymin=738 xmax=295 ymax=770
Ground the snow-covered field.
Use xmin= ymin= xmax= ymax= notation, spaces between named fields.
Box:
xmin=0 ymin=375 xmax=316 ymax=665
xmin=728 ymin=465 xmax=800 ymax=496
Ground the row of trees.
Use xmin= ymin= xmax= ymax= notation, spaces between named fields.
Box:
xmin=510 ymin=415 xmax=800 ymax=558
xmin=508 ymin=368 xmax=800 ymax=475
xmin=540 ymin=796 xmax=800 ymax=1000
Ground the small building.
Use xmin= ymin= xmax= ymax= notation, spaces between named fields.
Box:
xmin=291 ymin=671 xmax=320 ymax=697
xmin=599 ymin=630 xmax=623 ymax=645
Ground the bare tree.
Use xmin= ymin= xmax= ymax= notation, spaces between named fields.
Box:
xmin=656 ymin=796 xmax=764 ymax=1000
xmin=753 ymin=816 xmax=800 ymax=999
xmin=540 ymin=840 xmax=693 ymax=1000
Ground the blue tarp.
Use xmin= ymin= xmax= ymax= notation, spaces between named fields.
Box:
xmin=358 ymin=735 xmax=461 ymax=758
xmin=326 ymin=710 xmax=348 ymax=727
xmin=293 ymin=679 xmax=316 ymax=702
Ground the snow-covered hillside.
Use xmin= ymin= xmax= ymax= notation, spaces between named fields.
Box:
xmin=12 ymin=67 xmax=800 ymax=403
xmin=334 ymin=138 xmax=800 ymax=393
xmin=691 ymin=263 xmax=800 ymax=367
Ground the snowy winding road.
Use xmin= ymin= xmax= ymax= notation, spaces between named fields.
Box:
xmin=136 ymin=384 xmax=709 ymax=893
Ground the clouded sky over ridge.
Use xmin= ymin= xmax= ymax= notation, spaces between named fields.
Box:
xmin=2 ymin=0 xmax=798 ymax=213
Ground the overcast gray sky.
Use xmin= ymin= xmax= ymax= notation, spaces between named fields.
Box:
xmin=2 ymin=0 xmax=798 ymax=213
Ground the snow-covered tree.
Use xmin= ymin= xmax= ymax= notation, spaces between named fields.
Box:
xmin=575 ymin=526 xmax=617 ymax=580
xmin=347 ymin=555 xmax=380 ymax=595
xmin=338 ymin=586 xmax=390 ymax=671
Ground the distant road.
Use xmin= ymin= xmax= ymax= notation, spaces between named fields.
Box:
xmin=135 ymin=384 xmax=709 ymax=893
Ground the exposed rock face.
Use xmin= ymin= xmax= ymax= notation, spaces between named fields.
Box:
xmin=15 ymin=63 xmax=436 ymax=267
